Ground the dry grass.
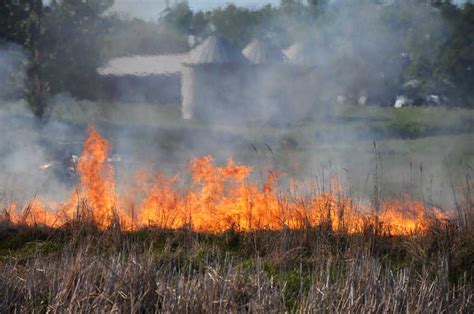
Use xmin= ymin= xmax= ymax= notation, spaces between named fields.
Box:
xmin=0 ymin=164 xmax=472 ymax=312
xmin=0 ymin=220 xmax=472 ymax=313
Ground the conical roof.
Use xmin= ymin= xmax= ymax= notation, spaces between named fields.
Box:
xmin=284 ymin=42 xmax=317 ymax=66
xmin=185 ymin=35 xmax=247 ymax=65
xmin=242 ymin=39 xmax=286 ymax=64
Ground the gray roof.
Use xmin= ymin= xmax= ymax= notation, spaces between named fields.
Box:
xmin=98 ymin=54 xmax=186 ymax=77
xmin=284 ymin=42 xmax=317 ymax=66
xmin=242 ymin=39 xmax=286 ymax=64
xmin=185 ymin=35 xmax=247 ymax=65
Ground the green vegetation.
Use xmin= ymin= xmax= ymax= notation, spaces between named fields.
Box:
xmin=12 ymin=100 xmax=469 ymax=137
xmin=4 ymin=96 xmax=473 ymax=148
xmin=337 ymin=106 xmax=474 ymax=138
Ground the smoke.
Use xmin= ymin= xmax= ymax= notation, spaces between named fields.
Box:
xmin=167 ymin=1 xmax=469 ymax=206
xmin=0 ymin=44 xmax=81 ymax=204
xmin=110 ymin=0 xmax=166 ymax=21
xmin=108 ymin=0 xmax=281 ymax=20
xmin=0 ymin=43 xmax=25 ymax=101
xmin=0 ymin=1 xmax=471 ymax=211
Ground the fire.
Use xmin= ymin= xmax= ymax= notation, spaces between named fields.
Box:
xmin=8 ymin=199 xmax=60 ymax=227
xmin=2 ymin=127 xmax=450 ymax=235
xmin=74 ymin=126 xmax=117 ymax=227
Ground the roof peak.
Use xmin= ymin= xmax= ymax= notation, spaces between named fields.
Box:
xmin=242 ymin=38 xmax=286 ymax=65
xmin=185 ymin=35 xmax=247 ymax=65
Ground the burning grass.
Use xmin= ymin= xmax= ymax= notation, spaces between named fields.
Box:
xmin=1 ymin=126 xmax=461 ymax=235
xmin=0 ymin=126 xmax=472 ymax=312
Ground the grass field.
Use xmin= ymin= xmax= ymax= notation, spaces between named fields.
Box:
xmin=4 ymin=100 xmax=472 ymax=194
xmin=0 ymin=101 xmax=473 ymax=312
xmin=1 ymin=219 xmax=473 ymax=312
xmin=0 ymin=100 xmax=472 ymax=207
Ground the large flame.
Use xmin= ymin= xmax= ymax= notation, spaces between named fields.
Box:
xmin=5 ymin=127 xmax=449 ymax=235
xmin=76 ymin=126 xmax=117 ymax=227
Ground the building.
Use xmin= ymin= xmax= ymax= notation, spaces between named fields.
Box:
xmin=181 ymin=35 xmax=248 ymax=120
xmin=98 ymin=54 xmax=185 ymax=104
xmin=97 ymin=36 xmax=330 ymax=123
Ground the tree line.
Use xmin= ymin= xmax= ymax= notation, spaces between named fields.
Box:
xmin=1 ymin=0 xmax=473 ymax=117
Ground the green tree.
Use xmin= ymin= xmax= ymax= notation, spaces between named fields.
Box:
xmin=307 ymin=0 xmax=329 ymax=12
xmin=190 ymin=11 xmax=210 ymax=38
xmin=280 ymin=0 xmax=305 ymax=16
xmin=211 ymin=4 xmax=269 ymax=48
xmin=163 ymin=2 xmax=193 ymax=33
xmin=43 ymin=0 xmax=114 ymax=99
xmin=1 ymin=0 xmax=114 ymax=116
xmin=435 ymin=3 xmax=474 ymax=106
xmin=101 ymin=16 xmax=189 ymax=59
xmin=1 ymin=0 xmax=49 ymax=116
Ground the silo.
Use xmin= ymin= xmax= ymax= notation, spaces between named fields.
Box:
xmin=283 ymin=41 xmax=330 ymax=120
xmin=242 ymin=38 xmax=286 ymax=65
xmin=284 ymin=42 xmax=317 ymax=67
xmin=242 ymin=38 xmax=287 ymax=122
xmin=181 ymin=35 xmax=247 ymax=120
xmin=181 ymin=66 xmax=197 ymax=119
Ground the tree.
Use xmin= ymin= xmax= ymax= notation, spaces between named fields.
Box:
xmin=101 ymin=15 xmax=190 ymax=59
xmin=162 ymin=2 xmax=193 ymax=33
xmin=307 ymin=0 xmax=329 ymax=16
xmin=435 ymin=3 xmax=474 ymax=106
xmin=25 ymin=0 xmax=49 ymax=117
xmin=1 ymin=0 xmax=115 ymax=116
xmin=1 ymin=0 xmax=49 ymax=117
xmin=42 ymin=0 xmax=114 ymax=99
xmin=210 ymin=4 xmax=268 ymax=48
xmin=190 ymin=11 xmax=209 ymax=38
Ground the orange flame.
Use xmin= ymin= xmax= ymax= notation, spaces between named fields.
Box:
xmin=3 ymin=127 xmax=450 ymax=235
xmin=75 ymin=126 xmax=117 ymax=227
